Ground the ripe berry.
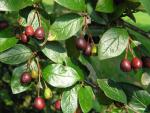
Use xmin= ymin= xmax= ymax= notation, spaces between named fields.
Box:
xmin=141 ymin=56 xmax=150 ymax=68
xmin=55 ymin=100 xmax=61 ymax=110
xmin=33 ymin=97 xmax=46 ymax=110
xmin=25 ymin=25 xmax=34 ymax=36
xmin=131 ymin=57 xmax=142 ymax=70
xmin=120 ymin=59 xmax=131 ymax=72
xmin=20 ymin=33 xmax=29 ymax=43
xmin=75 ymin=37 xmax=87 ymax=50
xmin=31 ymin=70 xmax=38 ymax=79
xmin=20 ymin=72 xmax=32 ymax=84
xmin=34 ymin=27 xmax=45 ymax=40
xmin=0 ymin=20 xmax=9 ymax=30
xmin=44 ymin=87 xmax=52 ymax=100
xmin=84 ymin=44 xmax=92 ymax=56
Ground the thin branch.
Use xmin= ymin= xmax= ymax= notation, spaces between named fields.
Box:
xmin=123 ymin=21 xmax=150 ymax=39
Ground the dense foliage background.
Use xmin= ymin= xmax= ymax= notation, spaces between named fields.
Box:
xmin=0 ymin=0 xmax=150 ymax=113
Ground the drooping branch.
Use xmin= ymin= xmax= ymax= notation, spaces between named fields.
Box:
xmin=123 ymin=21 xmax=150 ymax=39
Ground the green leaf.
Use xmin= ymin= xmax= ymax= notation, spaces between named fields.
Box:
xmin=129 ymin=90 xmax=150 ymax=113
xmin=42 ymin=0 xmax=54 ymax=14
xmin=61 ymin=85 xmax=79 ymax=113
xmin=98 ymin=28 xmax=129 ymax=60
xmin=139 ymin=0 xmax=150 ymax=15
xmin=42 ymin=42 xmax=67 ymax=64
xmin=0 ymin=44 xmax=32 ymax=65
xmin=48 ymin=13 xmax=83 ymax=41
xmin=0 ymin=29 xmax=18 ymax=52
xmin=96 ymin=0 xmax=114 ymax=13
xmin=54 ymin=0 xmax=86 ymax=11
xmin=43 ymin=64 xmax=80 ymax=88
xmin=11 ymin=65 xmax=30 ymax=94
xmin=97 ymin=79 xmax=127 ymax=104
xmin=0 ymin=0 xmax=38 ymax=11
xmin=78 ymin=86 xmax=95 ymax=113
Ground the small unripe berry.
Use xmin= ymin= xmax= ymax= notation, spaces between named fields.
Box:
xmin=31 ymin=70 xmax=38 ymax=79
xmin=44 ymin=87 xmax=52 ymax=99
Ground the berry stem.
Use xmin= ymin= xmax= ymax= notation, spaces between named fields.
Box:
xmin=30 ymin=11 xmax=36 ymax=25
xmin=129 ymin=43 xmax=135 ymax=57
xmin=44 ymin=81 xmax=48 ymax=88
xmin=36 ymin=11 xmax=41 ymax=27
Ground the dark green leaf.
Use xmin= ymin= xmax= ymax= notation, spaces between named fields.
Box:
xmin=98 ymin=28 xmax=129 ymax=60
xmin=0 ymin=0 xmax=38 ymax=11
xmin=0 ymin=29 xmax=18 ymax=52
xmin=97 ymin=79 xmax=127 ymax=104
xmin=42 ymin=0 xmax=54 ymax=14
xmin=61 ymin=85 xmax=79 ymax=113
xmin=42 ymin=42 xmax=67 ymax=64
xmin=78 ymin=86 xmax=94 ymax=113
xmin=54 ymin=0 xmax=86 ymax=11
xmin=0 ymin=44 xmax=32 ymax=65
xmin=129 ymin=90 xmax=150 ymax=113
xmin=96 ymin=0 xmax=114 ymax=13
xmin=43 ymin=64 xmax=80 ymax=88
xmin=48 ymin=13 xmax=83 ymax=41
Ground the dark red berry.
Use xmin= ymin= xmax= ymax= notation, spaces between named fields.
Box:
xmin=34 ymin=27 xmax=45 ymax=40
xmin=20 ymin=33 xmax=29 ymax=43
xmin=55 ymin=100 xmax=61 ymax=110
xmin=25 ymin=25 xmax=34 ymax=36
xmin=141 ymin=56 xmax=150 ymax=68
xmin=33 ymin=97 xmax=46 ymax=110
xmin=76 ymin=37 xmax=87 ymax=50
xmin=0 ymin=20 xmax=9 ymax=30
xmin=120 ymin=59 xmax=131 ymax=72
xmin=83 ymin=44 xmax=92 ymax=56
xmin=20 ymin=72 xmax=32 ymax=84
xmin=131 ymin=57 xmax=142 ymax=70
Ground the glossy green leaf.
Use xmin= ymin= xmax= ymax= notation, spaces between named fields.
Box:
xmin=97 ymin=79 xmax=127 ymax=104
xmin=43 ymin=64 xmax=80 ymax=88
xmin=0 ymin=44 xmax=32 ymax=65
xmin=54 ymin=0 xmax=86 ymax=11
xmin=48 ymin=13 xmax=83 ymax=41
xmin=42 ymin=42 xmax=67 ymax=64
xmin=139 ymin=0 xmax=150 ymax=15
xmin=0 ymin=0 xmax=38 ymax=11
xmin=79 ymin=86 xmax=95 ymax=113
xmin=98 ymin=28 xmax=129 ymax=60
xmin=0 ymin=29 xmax=18 ymax=52
xmin=61 ymin=85 xmax=79 ymax=113
xmin=129 ymin=90 xmax=150 ymax=113
xmin=42 ymin=0 xmax=54 ymax=14
xmin=96 ymin=0 xmax=114 ymax=13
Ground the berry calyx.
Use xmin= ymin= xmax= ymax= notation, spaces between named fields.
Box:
xmin=44 ymin=87 xmax=52 ymax=100
xmin=34 ymin=27 xmax=45 ymax=40
xmin=83 ymin=44 xmax=92 ymax=56
xmin=20 ymin=72 xmax=32 ymax=84
xmin=33 ymin=97 xmax=46 ymax=110
xmin=120 ymin=59 xmax=131 ymax=72
xmin=55 ymin=100 xmax=61 ymax=110
xmin=31 ymin=70 xmax=38 ymax=79
xmin=25 ymin=25 xmax=34 ymax=36
xmin=141 ymin=56 xmax=150 ymax=68
xmin=0 ymin=20 xmax=9 ymax=30
xmin=131 ymin=57 xmax=142 ymax=70
xmin=75 ymin=37 xmax=87 ymax=50
xmin=20 ymin=33 xmax=29 ymax=43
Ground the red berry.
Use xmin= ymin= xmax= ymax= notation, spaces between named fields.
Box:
xmin=76 ymin=37 xmax=87 ymax=50
xmin=0 ymin=20 xmax=9 ymax=30
xmin=141 ymin=56 xmax=150 ymax=68
xmin=33 ymin=97 xmax=46 ymax=110
xmin=83 ymin=44 xmax=92 ymax=56
xmin=20 ymin=33 xmax=29 ymax=43
xmin=34 ymin=27 xmax=45 ymax=40
xmin=25 ymin=25 xmax=34 ymax=36
xmin=120 ymin=59 xmax=131 ymax=72
xmin=131 ymin=57 xmax=142 ymax=70
xmin=20 ymin=72 xmax=32 ymax=84
xmin=55 ymin=100 xmax=61 ymax=110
